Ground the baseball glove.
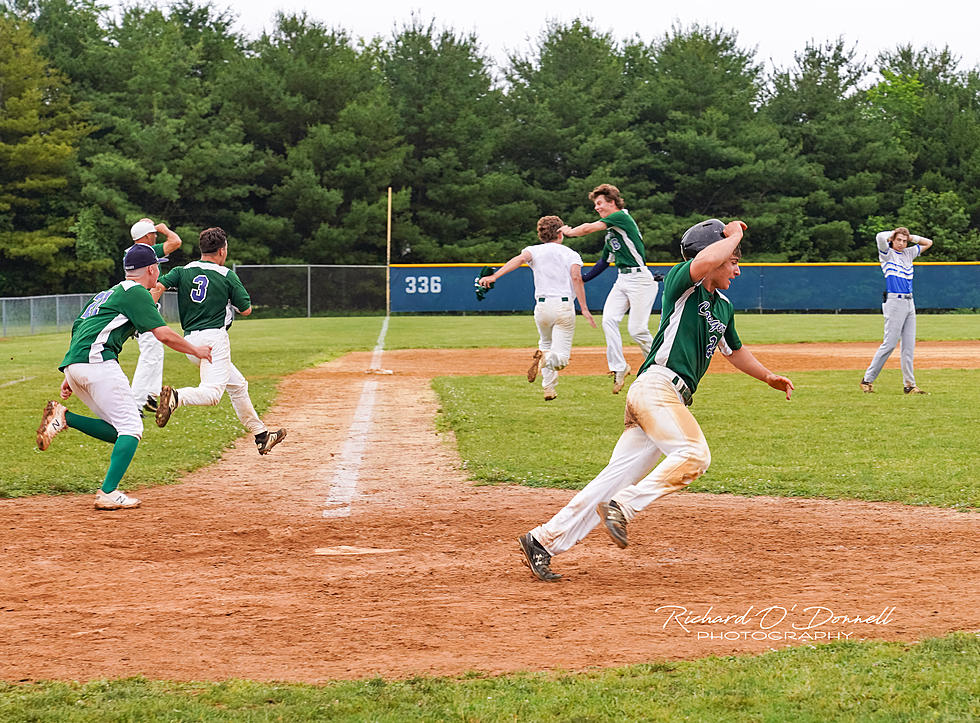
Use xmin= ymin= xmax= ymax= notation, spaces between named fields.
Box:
xmin=474 ymin=266 xmax=496 ymax=301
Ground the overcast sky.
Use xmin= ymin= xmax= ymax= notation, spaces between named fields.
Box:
xmin=196 ymin=0 xmax=980 ymax=74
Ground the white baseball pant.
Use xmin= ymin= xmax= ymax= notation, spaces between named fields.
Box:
xmin=530 ymin=366 xmax=709 ymax=556
xmin=863 ymin=297 xmax=917 ymax=386
xmin=534 ymin=297 xmax=576 ymax=390
xmin=65 ymin=361 xmax=144 ymax=439
xmin=602 ymin=271 xmax=659 ymax=372
xmin=176 ymin=328 xmax=266 ymax=435
xmin=130 ymin=331 xmax=164 ymax=407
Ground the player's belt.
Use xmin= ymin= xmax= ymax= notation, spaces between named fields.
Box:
xmin=671 ymin=375 xmax=693 ymax=406
xmin=885 ymin=293 xmax=913 ymax=299
xmin=536 ymin=296 xmax=569 ymax=302
xmin=618 ymin=266 xmax=645 ymax=274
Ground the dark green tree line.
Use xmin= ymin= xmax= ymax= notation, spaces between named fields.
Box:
xmin=2 ymin=0 xmax=979 ymax=295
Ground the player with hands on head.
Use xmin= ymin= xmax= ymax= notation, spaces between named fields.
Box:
xmin=36 ymin=244 xmax=212 ymax=510
xmin=479 ymin=216 xmax=596 ymax=400
xmin=561 ymin=184 xmax=660 ymax=395
xmin=860 ymin=227 xmax=934 ymax=395
xmin=127 ymin=217 xmax=183 ymax=417
xmin=518 ymin=218 xmax=794 ymax=581
xmin=152 ymin=227 xmax=286 ymax=455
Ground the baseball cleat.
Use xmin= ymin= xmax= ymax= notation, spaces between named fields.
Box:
xmin=904 ymin=385 xmax=927 ymax=394
xmin=543 ymin=386 xmax=557 ymax=401
xmin=527 ymin=350 xmax=543 ymax=383
xmin=859 ymin=379 xmax=874 ymax=393
xmin=95 ymin=489 xmax=141 ymax=510
xmin=518 ymin=533 xmax=561 ymax=582
xmin=597 ymin=500 xmax=628 ymax=548
xmin=36 ymin=400 xmax=68 ymax=451
xmin=142 ymin=394 xmax=159 ymax=414
xmin=155 ymin=386 xmax=178 ymax=427
xmin=611 ymin=364 xmax=632 ymax=394
xmin=257 ymin=428 xmax=287 ymax=455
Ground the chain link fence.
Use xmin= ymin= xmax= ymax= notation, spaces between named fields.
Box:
xmin=232 ymin=264 xmax=387 ymax=317
xmin=1 ymin=293 xmax=179 ymax=338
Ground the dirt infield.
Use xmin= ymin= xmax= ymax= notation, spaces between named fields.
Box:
xmin=1 ymin=342 xmax=978 ymax=682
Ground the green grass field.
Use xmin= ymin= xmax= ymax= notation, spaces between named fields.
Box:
xmin=1 ymin=314 xmax=977 ymax=718
xmin=3 ymin=314 xmax=977 ymax=499
xmin=1 ymin=634 xmax=977 ymax=721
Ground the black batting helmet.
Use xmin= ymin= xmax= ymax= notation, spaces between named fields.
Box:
xmin=680 ymin=219 xmax=726 ymax=260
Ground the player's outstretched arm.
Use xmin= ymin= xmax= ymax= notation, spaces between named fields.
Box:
xmin=560 ymin=221 xmax=607 ymax=238
xmin=570 ymin=265 xmax=596 ymax=328
xmin=151 ymin=325 xmax=212 ymax=362
xmin=478 ymin=250 xmax=531 ymax=288
xmin=725 ymin=346 xmax=794 ymax=400
xmin=580 ymin=256 xmax=609 ymax=283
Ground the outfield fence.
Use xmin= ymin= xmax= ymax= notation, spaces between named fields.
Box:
xmin=0 ymin=293 xmax=179 ymax=338
xmin=4 ymin=262 xmax=978 ymax=336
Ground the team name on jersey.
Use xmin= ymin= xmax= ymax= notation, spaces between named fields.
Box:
xmin=698 ymin=300 xmax=728 ymax=358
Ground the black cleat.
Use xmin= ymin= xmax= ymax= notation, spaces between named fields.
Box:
xmin=155 ymin=386 xmax=178 ymax=427
xmin=518 ymin=533 xmax=561 ymax=582
xmin=597 ymin=500 xmax=628 ymax=548
xmin=257 ymin=428 xmax=287 ymax=455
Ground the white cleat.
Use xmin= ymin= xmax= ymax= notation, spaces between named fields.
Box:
xmin=94 ymin=489 xmax=142 ymax=510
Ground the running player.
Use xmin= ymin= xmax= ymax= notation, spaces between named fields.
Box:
xmin=127 ymin=218 xmax=183 ymax=415
xmin=152 ymin=227 xmax=286 ymax=455
xmin=478 ymin=216 xmax=596 ymax=400
xmin=518 ymin=219 xmax=794 ymax=581
xmin=560 ymin=184 xmax=660 ymax=394
xmin=36 ymin=244 xmax=212 ymax=510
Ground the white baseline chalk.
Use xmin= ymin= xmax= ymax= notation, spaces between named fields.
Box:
xmin=323 ymin=316 xmax=390 ymax=518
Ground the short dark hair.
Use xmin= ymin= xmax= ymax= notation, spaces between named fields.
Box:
xmin=537 ymin=215 xmax=563 ymax=242
xmin=588 ymin=183 xmax=625 ymax=209
xmin=199 ymin=227 xmax=227 ymax=254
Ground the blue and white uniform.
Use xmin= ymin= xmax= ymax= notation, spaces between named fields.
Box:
xmin=862 ymin=231 xmax=926 ymax=387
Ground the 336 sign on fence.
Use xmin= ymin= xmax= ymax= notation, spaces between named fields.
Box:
xmin=404 ymin=276 xmax=442 ymax=294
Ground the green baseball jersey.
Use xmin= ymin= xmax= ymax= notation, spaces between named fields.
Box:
xmin=638 ymin=259 xmax=742 ymax=394
xmin=600 ymin=210 xmax=646 ymax=268
xmin=59 ymin=281 xmax=166 ymax=370
xmin=158 ymin=260 xmax=250 ymax=333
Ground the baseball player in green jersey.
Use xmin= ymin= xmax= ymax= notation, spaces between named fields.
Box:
xmin=561 ymin=184 xmax=660 ymax=394
xmin=518 ymin=219 xmax=794 ymax=581
xmin=152 ymin=227 xmax=286 ymax=455
xmin=35 ymin=244 xmax=213 ymax=510
xmin=127 ymin=218 xmax=183 ymax=416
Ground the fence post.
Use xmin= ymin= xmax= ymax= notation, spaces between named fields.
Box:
xmin=30 ymin=297 xmax=36 ymax=334
xmin=2 ymin=299 xmax=5 ymax=337
xmin=307 ymin=264 xmax=311 ymax=318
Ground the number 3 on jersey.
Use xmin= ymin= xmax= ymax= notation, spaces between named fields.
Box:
xmin=190 ymin=274 xmax=209 ymax=303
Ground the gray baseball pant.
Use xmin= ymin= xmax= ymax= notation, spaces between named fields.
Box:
xmin=863 ymin=297 xmax=917 ymax=386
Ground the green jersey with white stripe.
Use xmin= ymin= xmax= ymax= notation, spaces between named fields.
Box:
xmin=600 ymin=210 xmax=646 ymax=268
xmin=158 ymin=260 xmax=250 ymax=333
xmin=638 ymin=259 xmax=742 ymax=394
xmin=59 ymin=281 xmax=166 ymax=370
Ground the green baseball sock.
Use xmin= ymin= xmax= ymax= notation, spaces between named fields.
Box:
xmin=100 ymin=435 xmax=139 ymax=494
xmin=65 ymin=411 xmax=118 ymax=443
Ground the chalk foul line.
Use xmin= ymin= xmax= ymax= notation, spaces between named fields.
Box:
xmin=322 ymin=316 xmax=390 ymax=518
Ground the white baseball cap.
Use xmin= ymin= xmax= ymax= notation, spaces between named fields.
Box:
xmin=130 ymin=219 xmax=157 ymax=240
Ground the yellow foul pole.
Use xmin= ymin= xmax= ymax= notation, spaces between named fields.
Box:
xmin=386 ymin=186 xmax=392 ymax=316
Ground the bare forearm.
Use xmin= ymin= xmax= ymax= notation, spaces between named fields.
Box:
xmin=152 ymin=326 xmax=195 ymax=355
xmin=726 ymin=347 xmax=772 ymax=383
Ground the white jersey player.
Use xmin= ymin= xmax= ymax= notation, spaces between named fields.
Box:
xmin=126 ymin=218 xmax=182 ymax=415
xmin=478 ymin=216 xmax=596 ymax=400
